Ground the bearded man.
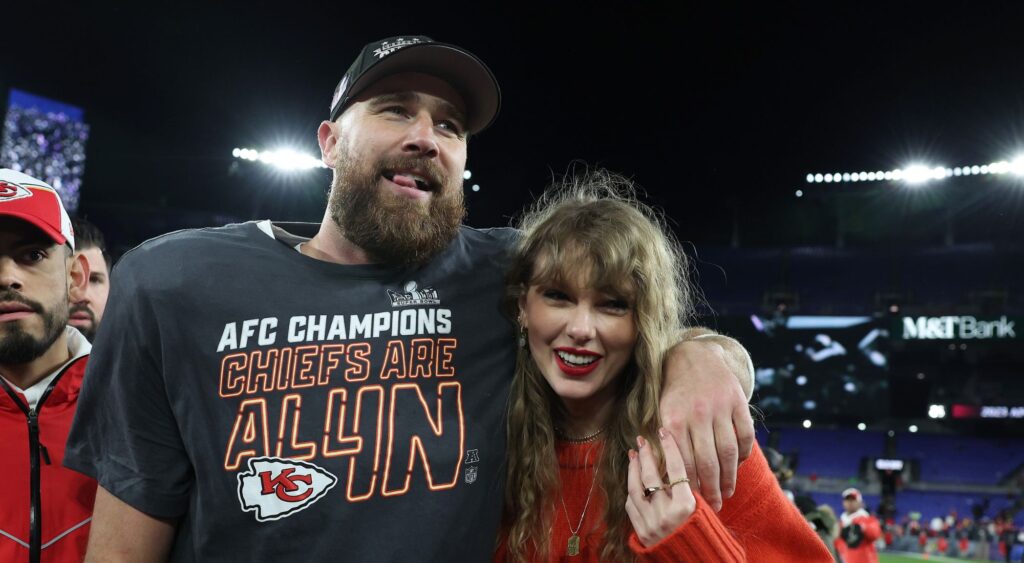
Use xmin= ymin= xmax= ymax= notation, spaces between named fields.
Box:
xmin=0 ymin=169 xmax=94 ymax=563
xmin=66 ymin=37 xmax=757 ymax=562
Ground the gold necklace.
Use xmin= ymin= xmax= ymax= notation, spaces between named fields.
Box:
xmin=555 ymin=426 xmax=607 ymax=443
xmin=559 ymin=455 xmax=599 ymax=556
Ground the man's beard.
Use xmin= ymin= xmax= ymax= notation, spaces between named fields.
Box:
xmin=0 ymin=291 xmax=68 ymax=365
xmin=68 ymin=303 xmax=97 ymax=341
xmin=328 ymin=148 xmax=465 ymax=266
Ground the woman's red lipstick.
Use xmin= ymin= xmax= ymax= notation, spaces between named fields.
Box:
xmin=553 ymin=347 xmax=602 ymax=377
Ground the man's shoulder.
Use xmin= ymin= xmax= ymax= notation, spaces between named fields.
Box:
xmin=118 ymin=222 xmax=264 ymax=266
xmin=453 ymin=225 xmax=519 ymax=253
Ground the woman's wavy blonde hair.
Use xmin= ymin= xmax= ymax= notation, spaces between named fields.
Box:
xmin=501 ymin=168 xmax=695 ymax=562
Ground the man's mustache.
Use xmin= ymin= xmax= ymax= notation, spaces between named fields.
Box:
xmin=69 ymin=304 xmax=96 ymax=323
xmin=0 ymin=291 xmax=43 ymax=314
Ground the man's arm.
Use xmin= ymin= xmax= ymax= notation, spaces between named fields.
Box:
xmin=659 ymin=328 xmax=756 ymax=512
xmin=84 ymin=486 xmax=176 ymax=563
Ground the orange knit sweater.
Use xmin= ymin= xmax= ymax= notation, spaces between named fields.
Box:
xmin=497 ymin=441 xmax=832 ymax=562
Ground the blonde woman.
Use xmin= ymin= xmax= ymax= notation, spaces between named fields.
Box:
xmin=498 ymin=170 xmax=830 ymax=562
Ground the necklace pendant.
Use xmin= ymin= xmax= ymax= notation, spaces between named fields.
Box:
xmin=567 ymin=534 xmax=580 ymax=556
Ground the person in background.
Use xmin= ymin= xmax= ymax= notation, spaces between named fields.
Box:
xmin=837 ymin=487 xmax=882 ymax=563
xmin=0 ymin=169 xmax=94 ymax=562
xmin=67 ymin=218 xmax=110 ymax=342
xmin=795 ymin=495 xmax=842 ymax=562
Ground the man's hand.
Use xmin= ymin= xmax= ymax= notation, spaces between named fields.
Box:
xmin=659 ymin=338 xmax=755 ymax=511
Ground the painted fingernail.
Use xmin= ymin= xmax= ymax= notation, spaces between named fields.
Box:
xmin=636 ymin=435 xmax=646 ymax=448
xmin=658 ymin=427 xmax=667 ymax=440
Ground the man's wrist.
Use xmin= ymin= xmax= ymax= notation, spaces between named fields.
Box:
xmin=676 ymin=331 xmax=754 ymax=401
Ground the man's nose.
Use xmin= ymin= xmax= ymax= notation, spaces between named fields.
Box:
xmin=401 ymin=113 xmax=440 ymax=159
xmin=0 ymin=257 xmax=23 ymax=291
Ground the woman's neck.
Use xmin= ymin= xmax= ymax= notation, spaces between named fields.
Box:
xmin=556 ymin=388 xmax=616 ymax=440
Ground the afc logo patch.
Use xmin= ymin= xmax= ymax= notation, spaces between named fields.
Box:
xmin=237 ymin=457 xmax=337 ymax=522
xmin=0 ymin=181 xmax=33 ymax=203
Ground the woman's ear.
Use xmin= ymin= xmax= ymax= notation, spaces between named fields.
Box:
xmin=517 ymin=292 xmax=528 ymax=329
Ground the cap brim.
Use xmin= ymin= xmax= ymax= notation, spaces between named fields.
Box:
xmin=0 ymin=210 xmax=70 ymax=248
xmin=345 ymin=43 xmax=500 ymax=134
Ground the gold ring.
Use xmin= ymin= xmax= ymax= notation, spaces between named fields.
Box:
xmin=668 ymin=477 xmax=690 ymax=487
xmin=643 ymin=486 xmax=662 ymax=498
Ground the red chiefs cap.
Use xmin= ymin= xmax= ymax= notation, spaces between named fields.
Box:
xmin=0 ymin=169 xmax=75 ymax=251
xmin=842 ymin=487 xmax=863 ymax=502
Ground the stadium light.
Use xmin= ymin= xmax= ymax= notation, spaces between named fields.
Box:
xmin=804 ymin=155 xmax=1024 ymax=186
xmin=232 ymin=147 xmax=327 ymax=171
xmin=463 ymin=170 xmax=472 ymax=180
xmin=908 ymin=425 xmax=919 ymax=433
xmin=857 ymin=423 xmax=867 ymax=431
xmin=928 ymin=404 xmax=947 ymax=419
xmin=802 ymin=419 xmax=812 ymax=429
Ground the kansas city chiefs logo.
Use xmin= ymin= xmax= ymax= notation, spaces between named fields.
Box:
xmin=0 ymin=181 xmax=33 ymax=202
xmin=237 ymin=457 xmax=337 ymax=522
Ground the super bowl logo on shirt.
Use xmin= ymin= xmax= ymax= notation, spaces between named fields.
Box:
xmin=237 ymin=457 xmax=338 ymax=521
xmin=0 ymin=180 xmax=34 ymax=202
xmin=387 ymin=281 xmax=440 ymax=307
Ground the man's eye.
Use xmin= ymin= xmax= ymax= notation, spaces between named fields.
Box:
xmin=437 ymin=120 xmax=465 ymax=136
xmin=24 ymin=250 xmax=46 ymax=263
xmin=383 ymin=106 xmax=408 ymax=116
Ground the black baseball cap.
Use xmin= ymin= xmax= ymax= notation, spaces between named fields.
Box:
xmin=329 ymin=36 xmax=501 ymax=134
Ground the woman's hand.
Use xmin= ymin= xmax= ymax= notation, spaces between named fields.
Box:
xmin=625 ymin=428 xmax=698 ymax=548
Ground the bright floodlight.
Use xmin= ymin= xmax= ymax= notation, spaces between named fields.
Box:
xmin=463 ymin=170 xmax=472 ymax=180
xmin=471 ymin=184 xmax=480 ymax=192
xmin=928 ymin=404 xmax=946 ymax=419
xmin=903 ymin=165 xmax=934 ymax=184
xmin=908 ymin=424 xmax=919 ymax=433
xmin=857 ymin=422 xmax=867 ymax=431
xmin=232 ymin=147 xmax=327 ymax=171
xmin=802 ymin=419 xmax=812 ymax=429
xmin=1011 ymin=156 xmax=1024 ymax=175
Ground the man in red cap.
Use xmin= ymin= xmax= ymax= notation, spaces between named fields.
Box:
xmin=837 ymin=487 xmax=882 ymax=563
xmin=0 ymin=169 xmax=94 ymax=563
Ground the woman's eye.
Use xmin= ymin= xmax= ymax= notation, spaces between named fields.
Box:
xmin=541 ymin=289 xmax=568 ymax=301
xmin=602 ymin=299 xmax=630 ymax=312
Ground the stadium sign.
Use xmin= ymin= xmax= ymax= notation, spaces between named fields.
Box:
xmin=951 ymin=404 xmax=1024 ymax=419
xmin=898 ymin=315 xmax=1017 ymax=341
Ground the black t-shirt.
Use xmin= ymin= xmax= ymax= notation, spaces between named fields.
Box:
xmin=66 ymin=222 xmax=517 ymax=562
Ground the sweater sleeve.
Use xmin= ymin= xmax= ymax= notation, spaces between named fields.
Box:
xmin=630 ymin=443 xmax=834 ymax=563
xmin=628 ymin=495 xmax=745 ymax=562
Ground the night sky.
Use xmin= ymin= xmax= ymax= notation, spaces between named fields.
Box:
xmin=5 ymin=2 xmax=1024 ymax=248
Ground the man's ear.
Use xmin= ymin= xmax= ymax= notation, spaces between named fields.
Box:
xmin=317 ymin=120 xmax=339 ymax=168
xmin=68 ymin=251 xmax=89 ymax=303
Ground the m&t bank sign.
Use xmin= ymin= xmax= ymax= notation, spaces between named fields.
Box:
xmin=900 ymin=315 xmax=1017 ymax=340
